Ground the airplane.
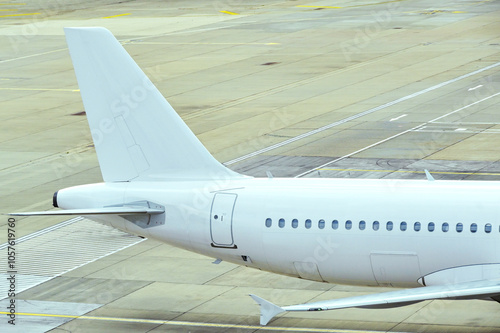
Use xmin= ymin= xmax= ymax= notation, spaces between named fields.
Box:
xmin=9 ymin=27 xmax=500 ymax=326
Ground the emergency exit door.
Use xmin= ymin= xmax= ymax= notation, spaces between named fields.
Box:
xmin=210 ymin=193 xmax=237 ymax=247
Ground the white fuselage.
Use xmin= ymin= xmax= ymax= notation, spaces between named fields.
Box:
xmin=56 ymin=178 xmax=500 ymax=288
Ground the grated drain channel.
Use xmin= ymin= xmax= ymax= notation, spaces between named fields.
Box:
xmin=1 ymin=217 xmax=144 ymax=299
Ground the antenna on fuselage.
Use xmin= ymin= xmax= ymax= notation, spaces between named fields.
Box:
xmin=424 ymin=169 xmax=435 ymax=181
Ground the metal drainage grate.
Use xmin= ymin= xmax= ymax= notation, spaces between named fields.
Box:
xmin=0 ymin=217 xmax=144 ymax=299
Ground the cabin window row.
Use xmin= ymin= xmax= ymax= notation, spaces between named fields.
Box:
xmin=264 ymin=218 xmax=494 ymax=233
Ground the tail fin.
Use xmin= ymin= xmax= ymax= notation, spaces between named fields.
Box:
xmin=64 ymin=27 xmax=242 ymax=182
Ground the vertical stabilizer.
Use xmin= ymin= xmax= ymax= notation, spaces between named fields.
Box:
xmin=64 ymin=27 xmax=242 ymax=182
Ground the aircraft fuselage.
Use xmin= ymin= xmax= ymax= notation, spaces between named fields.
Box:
xmin=55 ymin=177 xmax=500 ymax=288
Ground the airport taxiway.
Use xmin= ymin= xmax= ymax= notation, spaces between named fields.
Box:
xmin=1 ymin=0 xmax=500 ymax=332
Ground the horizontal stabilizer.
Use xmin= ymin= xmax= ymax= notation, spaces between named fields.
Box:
xmin=251 ymin=279 xmax=500 ymax=325
xmin=7 ymin=206 xmax=164 ymax=216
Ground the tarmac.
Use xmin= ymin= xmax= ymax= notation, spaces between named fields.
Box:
xmin=1 ymin=0 xmax=500 ymax=332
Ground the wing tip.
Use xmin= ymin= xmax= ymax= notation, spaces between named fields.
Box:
xmin=249 ymin=294 xmax=285 ymax=326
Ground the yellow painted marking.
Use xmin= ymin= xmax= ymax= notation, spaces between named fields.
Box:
xmin=297 ymin=0 xmax=406 ymax=9
xmin=0 ymin=87 xmax=79 ymax=92
xmin=0 ymin=311 xmax=384 ymax=332
xmin=0 ymin=12 xmax=39 ymax=17
xmin=319 ymin=168 xmax=500 ymax=176
xmin=102 ymin=13 xmax=131 ymax=19
xmin=351 ymin=0 xmax=407 ymax=7
xmin=297 ymin=5 xmax=342 ymax=9
xmin=405 ymin=9 xmax=466 ymax=15
xmin=220 ymin=10 xmax=239 ymax=15
xmin=127 ymin=41 xmax=279 ymax=45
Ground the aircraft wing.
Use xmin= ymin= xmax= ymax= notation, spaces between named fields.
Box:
xmin=250 ymin=279 xmax=500 ymax=325
xmin=7 ymin=206 xmax=164 ymax=216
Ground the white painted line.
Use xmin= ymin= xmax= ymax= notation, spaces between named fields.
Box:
xmin=0 ymin=217 xmax=82 ymax=250
xmin=468 ymin=84 xmax=483 ymax=91
xmin=295 ymin=91 xmax=500 ymax=178
xmin=0 ymin=48 xmax=68 ymax=64
xmin=455 ymin=128 xmax=467 ymax=131
xmin=390 ymin=114 xmax=407 ymax=122
xmin=0 ymin=23 xmax=243 ymax=64
xmin=432 ymin=121 xmax=500 ymax=125
xmin=429 ymin=91 xmax=500 ymax=123
xmin=225 ymin=61 xmax=500 ymax=166
xmin=0 ymin=300 xmax=102 ymax=333
xmin=0 ymin=309 xmax=408 ymax=333
xmin=0 ymin=218 xmax=145 ymax=300
xmin=416 ymin=129 xmax=500 ymax=134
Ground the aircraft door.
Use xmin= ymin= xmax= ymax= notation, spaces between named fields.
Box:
xmin=210 ymin=193 xmax=237 ymax=247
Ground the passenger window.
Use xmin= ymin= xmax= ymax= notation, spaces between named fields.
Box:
xmin=265 ymin=218 xmax=272 ymax=228
xmin=386 ymin=221 xmax=393 ymax=231
xmin=359 ymin=220 xmax=366 ymax=230
xmin=292 ymin=219 xmax=298 ymax=228
xmin=400 ymin=221 xmax=407 ymax=231
xmin=305 ymin=219 xmax=312 ymax=229
xmin=332 ymin=220 xmax=339 ymax=229
xmin=428 ymin=222 xmax=435 ymax=232
xmin=414 ymin=222 xmax=421 ymax=231
xmin=318 ymin=219 xmax=325 ymax=229
xmin=471 ymin=223 xmax=477 ymax=233
xmin=442 ymin=223 xmax=449 ymax=232
xmin=279 ymin=218 xmax=285 ymax=228
xmin=345 ymin=220 xmax=352 ymax=230
xmin=456 ymin=223 xmax=463 ymax=233
xmin=485 ymin=223 xmax=492 ymax=233
xmin=373 ymin=221 xmax=379 ymax=231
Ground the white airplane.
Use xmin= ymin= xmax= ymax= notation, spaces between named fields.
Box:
xmin=10 ymin=27 xmax=500 ymax=326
